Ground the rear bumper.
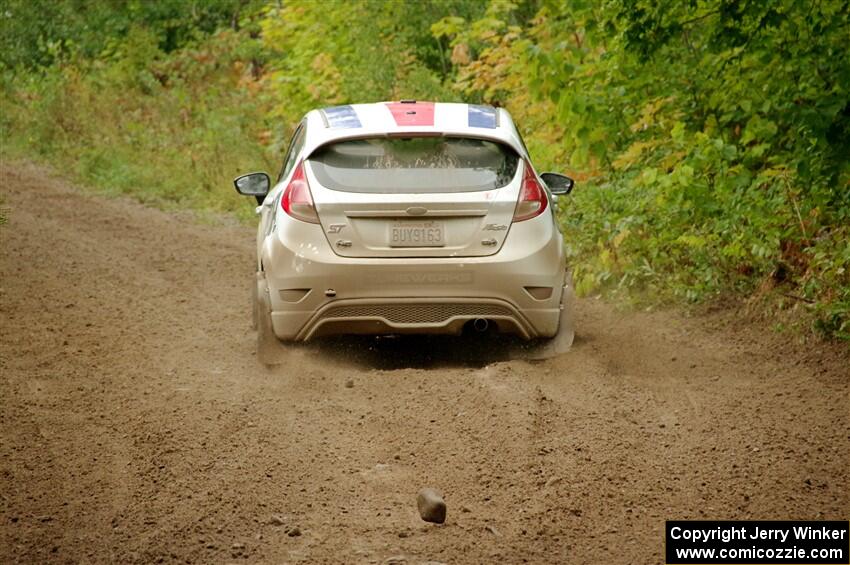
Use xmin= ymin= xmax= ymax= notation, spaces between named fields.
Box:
xmin=293 ymin=297 xmax=535 ymax=340
xmin=261 ymin=218 xmax=567 ymax=340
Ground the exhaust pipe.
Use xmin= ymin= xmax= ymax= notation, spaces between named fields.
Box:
xmin=473 ymin=318 xmax=489 ymax=332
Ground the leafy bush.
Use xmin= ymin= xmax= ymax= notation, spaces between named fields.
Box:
xmin=2 ymin=24 xmax=274 ymax=222
xmin=436 ymin=0 xmax=849 ymax=339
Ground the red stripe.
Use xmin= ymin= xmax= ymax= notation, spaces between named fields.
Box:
xmin=385 ymin=102 xmax=435 ymax=126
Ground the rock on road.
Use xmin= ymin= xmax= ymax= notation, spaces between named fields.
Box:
xmin=1 ymin=162 xmax=848 ymax=563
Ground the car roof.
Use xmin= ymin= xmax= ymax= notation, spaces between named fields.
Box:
xmin=300 ymin=101 xmax=527 ymax=158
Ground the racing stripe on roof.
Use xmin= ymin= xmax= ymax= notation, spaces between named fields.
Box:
xmin=468 ymin=104 xmax=498 ymax=128
xmin=386 ymin=102 xmax=435 ymax=126
xmin=321 ymin=105 xmax=362 ymax=128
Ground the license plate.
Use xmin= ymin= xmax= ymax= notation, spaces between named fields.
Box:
xmin=389 ymin=221 xmax=445 ymax=247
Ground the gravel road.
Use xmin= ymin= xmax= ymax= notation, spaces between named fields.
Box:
xmin=1 ymin=162 xmax=847 ymax=564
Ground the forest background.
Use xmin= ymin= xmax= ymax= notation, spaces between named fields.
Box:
xmin=1 ymin=0 xmax=848 ymax=340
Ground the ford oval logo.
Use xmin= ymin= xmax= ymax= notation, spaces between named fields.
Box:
xmin=406 ymin=207 xmax=428 ymax=216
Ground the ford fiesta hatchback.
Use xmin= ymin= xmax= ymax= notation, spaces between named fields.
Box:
xmin=234 ymin=101 xmax=576 ymax=363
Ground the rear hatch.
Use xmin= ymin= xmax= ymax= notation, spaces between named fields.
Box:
xmin=305 ymin=136 xmax=521 ymax=258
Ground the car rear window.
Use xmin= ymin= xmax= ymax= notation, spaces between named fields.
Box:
xmin=308 ymin=136 xmax=519 ymax=193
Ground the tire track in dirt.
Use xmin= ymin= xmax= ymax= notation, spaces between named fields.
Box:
xmin=1 ymin=161 xmax=847 ymax=563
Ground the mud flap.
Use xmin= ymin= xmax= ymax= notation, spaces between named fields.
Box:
xmin=256 ymin=276 xmax=287 ymax=366
xmin=519 ymin=281 xmax=575 ymax=361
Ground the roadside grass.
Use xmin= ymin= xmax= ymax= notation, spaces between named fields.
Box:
xmin=0 ymin=29 xmax=275 ymax=225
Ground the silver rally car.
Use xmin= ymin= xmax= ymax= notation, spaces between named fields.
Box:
xmin=234 ymin=101 xmax=576 ymax=363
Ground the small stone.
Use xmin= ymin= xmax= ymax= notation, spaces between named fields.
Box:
xmin=232 ymin=542 xmax=245 ymax=550
xmin=485 ymin=525 xmax=501 ymax=536
xmin=287 ymin=526 xmax=301 ymax=537
xmin=417 ymin=488 xmax=447 ymax=524
xmin=544 ymin=476 xmax=562 ymax=488
xmin=345 ymin=379 xmax=354 ymax=388
xmin=398 ymin=530 xmax=410 ymax=538
xmin=37 ymin=515 xmax=53 ymax=522
xmin=385 ymin=556 xmax=407 ymax=564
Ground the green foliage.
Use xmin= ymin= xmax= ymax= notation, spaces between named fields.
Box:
xmin=443 ymin=0 xmax=850 ymax=339
xmin=1 ymin=24 xmax=274 ymax=221
xmin=258 ymin=0 xmax=485 ymax=134
xmin=0 ymin=0 xmax=260 ymax=69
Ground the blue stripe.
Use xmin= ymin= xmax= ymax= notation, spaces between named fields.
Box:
xmin=468 ymin=105 xmax=497 ymax=128
xmin=322 ymin=105 xmax=361 ymax=128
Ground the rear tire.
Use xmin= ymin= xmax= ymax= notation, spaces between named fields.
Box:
xmin=256 ymin=276 xmax=286 ymax=366
xmin=251 ymin=273 xmax=259 ymax=330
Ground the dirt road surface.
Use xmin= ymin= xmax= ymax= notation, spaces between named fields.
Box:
xmin=1 ymin=162 xmax=848 ymax=564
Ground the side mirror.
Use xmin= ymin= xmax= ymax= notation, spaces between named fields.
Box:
xmin=234 ymin=172 xmax=271 ymax=204
xmin=540 ymin=172 xmax=575 ymax=195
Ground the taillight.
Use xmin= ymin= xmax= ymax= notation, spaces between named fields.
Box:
xmin=280 ymin=161 xmax=319 ymax=224
xmin=513 ymin=160 xmax=548 ymax=222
